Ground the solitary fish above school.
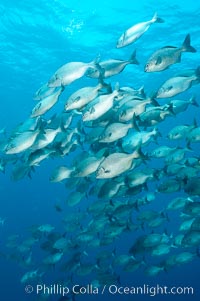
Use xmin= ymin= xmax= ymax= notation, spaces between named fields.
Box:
xmin=145 ymin=34 xmax=196 ymax=72
xmin=116 ymin=13 xmax=164 ymax=48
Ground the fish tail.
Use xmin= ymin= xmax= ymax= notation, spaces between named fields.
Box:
xmin=132 ymin=113 xmax=140 ymax=132
xmin=167 ymin=103 xmax=176 ymax=116
xmin=149 ymin=91 xmax=160 ymax=106
xmin=182 ymin=34 xmax=196 ymax=53
xmin=134 ymin=146 xmax=148 ymax=160
xmin=190 ymin=95 xmax=199 ymax=107
xmin=89 ymin=54 xmax=103 ymax=77
xmin=138 ymin=86 xmax=146 ymax=98
xmin=114 ymin=82 xmax=120 ymax=92
xmin=92 ymin=53 xmax=101 ymax=65
xmin=195 ymin=66 xmax=200 ymax=81
xmin=152 ymin=128 xmax=162 ymax=142
xmin=129 ymin=50 xmax=139 ymax=65
xmin=193 ymin=117 xmax=198 ymax=128
xmin=98 ymin=73 xmax=112 ymax=93
xmin=196 ymin=247 xmax=200 ymax=258
xmin=152 ymin=12 xmax=164 ymax=23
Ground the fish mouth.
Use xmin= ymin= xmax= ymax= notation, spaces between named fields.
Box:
xmin=65 ymin=104 xmax=69 ymax=111
xmin=82 ymin=113 xmax=89 ymax=122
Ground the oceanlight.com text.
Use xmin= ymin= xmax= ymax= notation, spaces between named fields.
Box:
xmin=25 ymin=283 xmax=194 ymax=297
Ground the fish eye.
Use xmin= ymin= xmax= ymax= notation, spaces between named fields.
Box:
xmin=105 ymin=169 xmax=110 ymax=174
xmin=166 ymin=86 xmax=173 ymax=92
xmin=75 ymin=96 xmax=81 ymax=102
xmin=7 ymin=143 xmax=15 ymax=150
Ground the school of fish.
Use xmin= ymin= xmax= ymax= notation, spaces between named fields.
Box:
xmin=1 ymin=12 xmax=200 ymax=300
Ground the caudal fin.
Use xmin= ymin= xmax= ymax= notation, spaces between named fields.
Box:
xmin=129 ymin=50 xmax=139 ymax=65
xmin=195 ymin=66 xmax=200 ymax=81
xmin=152 ymin=12 xmax=164 ymax=23
xmin=190 ymin=96 xmax=199 ymax=107
xmin=182 ymin=34 xmax=196 ymax=53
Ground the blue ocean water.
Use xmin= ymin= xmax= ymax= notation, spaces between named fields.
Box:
xmin=0 ymin=0 xmax=200 ymax=300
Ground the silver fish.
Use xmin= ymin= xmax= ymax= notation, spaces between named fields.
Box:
xmin=5 ymin=129 xmax=41 ymax=154
xmin=31 ymin=88 xmax=63 ymax=117
xmin=86 ymin=50 xmax=139 ymax=78
xmin=169 ymin=96 xmax=198 ymax=114
xmin=145 ymin=34 xmax=196 ymax=72
xmin=99 ymin=121 xmax=134 ymax=143
xmin=65 ymin=82 xmax=105 ymax=111
xmin=48 ymin=58 xmax=99 ymax=87
xmin=82 ymin=85 xmax=120 ymax=122
xmin=156 ymin=67 xmax=200 ymax=98
xmin=96 ymin=148 xmax=144 ymax=178
xmin=117 ymin=13 xmax=164 ymax=48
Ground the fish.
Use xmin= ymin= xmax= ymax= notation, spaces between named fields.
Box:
xmin=33 ymin=82 xmax=57 ymax=100
xmin=145 ymin=34 xmax=196 ymax=72
xmin=72 ymin=150 xmax=106 ymax=177
xmin=65 ymin=81 xmax=108 ymax=111
xmin=142 ymin=233 xmax=171 ymax=248
xmin=167 ymin=197 xmax=193 ymax=211
xmin=50 ymin=166 xmax=74 ymax=182
xmin=157 ymin=179 xmax=181 ymax=193
xmin=122 ymin=128 xmax=159 ymax=153
xmin=37 ymin=224 xmax=55 ymax=233
xmin=137 ymin=104 xmax=174 ymax=127
xmin=4 ymin=129 xmax=41 ymax=155
xmin=186 ymin=126 xmax=200 ymax=143
xmin=116 ymin=13 xmax=164 ymax=48
xmin=53 ymin=237 xmax=68 ymax=251
xmin=31 ymin=88 xmax=63 ymax=117
xmin=150 ymin=244 xmax=171 ymax=256
xmin=182 ymin=231 xmax=200 ymax=247
xmin=167 ymin=123 xmax=196 ymax=140
xmin=184 ymin=177 xmax=200 ymax=195
xmin=144 ymin=265 xmax=165 ymax=276
xmin=156 ymin=66 xmax=200 ymax=98
xmin=82 ymin=84 xmax=120 ymax=122
xmin=168 ymin=96 xmax=199 ymax=115
xmin=174 ymin=252 xmax=196 ymax=264
xmin=126 ymin=168 xmax=156 ymax=188
xmin=98 ymin=121 xmax=135 ymax=143
xmin=43 ymin=252 xmax=63 ymax=265
xmin=116 ymin=95 xmax=158 ymax=122
xmin=96 ymin=148 xmax=144 ymax=178
xmin=86 ymin=50 xmax=139 ymax=78
xmin=20 ymin=269 xmax=43 ymax=283
xmin=165 ymin=147 xmax=191 ymax=164
xmin=149 ymin=145 xmax=177 ymax=158
xmin=67 ymin=191 xmax=85 ymax=207
xmin=27 ymin=148 xmax=55 ymax=166
xmin=48 ymin=57 xmax=100 ymax=87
